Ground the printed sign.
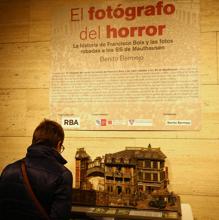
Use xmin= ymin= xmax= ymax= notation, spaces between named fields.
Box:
xmin=51 ymin=0 xmax=201 ymax=130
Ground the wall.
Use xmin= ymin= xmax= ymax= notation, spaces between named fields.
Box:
xmin=0 ymin=0 xmax=219 ymax=219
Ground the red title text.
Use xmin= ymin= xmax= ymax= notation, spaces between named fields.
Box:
xmin=71 ymin=1 xmax=175 ymax=40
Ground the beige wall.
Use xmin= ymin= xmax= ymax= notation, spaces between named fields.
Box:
xmin=0 ymin=0 xmax=219 ymax=219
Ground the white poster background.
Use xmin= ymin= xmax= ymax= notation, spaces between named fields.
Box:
xmin=51 ymin=0 xmax=201 ymax=130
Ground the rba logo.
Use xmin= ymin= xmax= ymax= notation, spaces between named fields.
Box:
xmin=61 ymin=116 xmax=80 ymax=129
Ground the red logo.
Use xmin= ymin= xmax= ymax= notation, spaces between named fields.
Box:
xmin=101 ymin=119 xmax=107 ymax=126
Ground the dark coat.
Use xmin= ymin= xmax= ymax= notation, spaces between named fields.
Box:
xmin=0 ymin=142 xmax=73 ymax=220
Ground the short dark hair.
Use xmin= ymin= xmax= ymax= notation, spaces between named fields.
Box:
xmin=32 ymin=119 xmax=64 ymax=147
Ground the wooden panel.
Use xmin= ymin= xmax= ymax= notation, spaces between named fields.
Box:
xmin=25 ymin=89 xmax=50 ymax=136
xmin=201 ymin=0 xmax=219 ymax=32
xmin=0 ymin=137 xmax=30 ymax=171
xmin=0 ymin=90 xmax=26 ymax=136
xmin=217 ymin=32 xmax=219 ymax=84
xmin=200 ymin=32 xmax=218 ymax=84
xmin=29 ymin=0 xmax=71 ymax=41
xmin=0 ymin=89 xmax=49 ymax=136
xmin=181 ymin=195 xmax=219 ymax=220
xmin=0 ymin=0 xmax=66 ymax=43
xmin=29 ymin=22 xmax=51 ymax=41
xmin=0 ymin=42 xmax=50 ymax=88
xmin=30 ymin=0 xmax=52 ymax=22
xmin=29 ymin=0 xmax=52 ymax=41
xmin=0 ymin=0 xmax=30 ymax=43
xmin=0 ymin=24 xmax=30 ymax=43
xmin=202 ymin=85 xmax=219 ymax=112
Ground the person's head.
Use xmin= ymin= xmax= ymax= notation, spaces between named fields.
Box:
xmin=32 ymin=119 xmax=64 ymax=152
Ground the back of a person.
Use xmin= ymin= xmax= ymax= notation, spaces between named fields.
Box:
xmin=0 ymin=119 xmax=73 ymax=220
xmin=0 ymin=159 xmax=42 ymax=220
xmin=24 ymin=141 xmax=70 ymax=215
